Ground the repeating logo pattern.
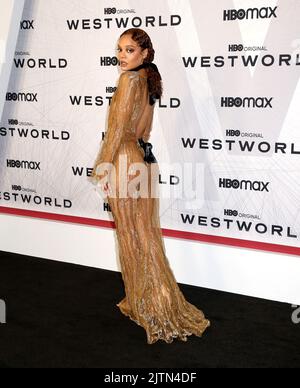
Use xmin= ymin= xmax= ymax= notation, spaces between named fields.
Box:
xmin=0 ymin=0 xmax=299 ymax=254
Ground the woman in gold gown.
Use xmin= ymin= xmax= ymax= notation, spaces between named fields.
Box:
xmin=90 ymin=28 xmax=210 ymax=344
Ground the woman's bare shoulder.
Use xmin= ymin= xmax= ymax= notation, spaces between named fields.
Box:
xmin=119 ymin=70 xmax=147 ymax=82
xmin=116 ymin=71 xmax=142 ymax=90
xmin=119 ymin=70 xmax=139 ymax=80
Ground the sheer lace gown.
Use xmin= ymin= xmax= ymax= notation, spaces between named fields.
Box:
xmin=89 ymin=69 xmax=210 ymax=344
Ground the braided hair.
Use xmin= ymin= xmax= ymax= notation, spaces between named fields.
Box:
xmin=119 ymin=28 xmax=163 ymax=104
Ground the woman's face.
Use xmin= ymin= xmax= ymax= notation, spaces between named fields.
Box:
xmin=117 ymin=34 xmax=148 ymax=71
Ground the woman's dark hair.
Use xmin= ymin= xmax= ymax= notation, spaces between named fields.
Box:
xmin=119 ymin=28 xmax=163 ymax=102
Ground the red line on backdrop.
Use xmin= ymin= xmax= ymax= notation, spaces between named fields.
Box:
xmin=0 ymin=205 xmax=299 ymax=257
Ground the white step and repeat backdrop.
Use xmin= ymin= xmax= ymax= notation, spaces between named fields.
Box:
xmin=1 ymin=0 xmax=300 ymax=257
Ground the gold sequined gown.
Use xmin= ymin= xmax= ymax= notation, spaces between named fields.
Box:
xmin=90 ymin=69 xmax=210 ymax=344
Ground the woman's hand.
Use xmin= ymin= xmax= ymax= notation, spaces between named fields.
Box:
xmin=91 ymin=164 xmax=114 ymax=197
xmin=101 ymin=182 xmax=109 ymax=195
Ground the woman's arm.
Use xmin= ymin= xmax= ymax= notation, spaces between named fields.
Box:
xmin=90 ymin=71 xmax=140 ymax=181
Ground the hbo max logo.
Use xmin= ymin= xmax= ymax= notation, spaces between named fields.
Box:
xmin=7 ymin=159 xmax=41 ymax=170
xmin=20 ymin=20 xmax=34 ymax=30
xmin=221 ymin=97 xmax=273 ymax=109
xmin=6 ymin=92 xmax=37 ymax=102
xmin=219 ymin=178 xmax=270 ymax=192
xmin=223 ymin=7 xmax=278 ymax=21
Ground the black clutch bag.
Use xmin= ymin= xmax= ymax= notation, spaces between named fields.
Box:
xmin=138 ymin=138 xmax=157 ymax=164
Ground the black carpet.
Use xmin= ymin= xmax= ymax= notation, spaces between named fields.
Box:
xmin=0 ymin=249 xmax=299 ymax=368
